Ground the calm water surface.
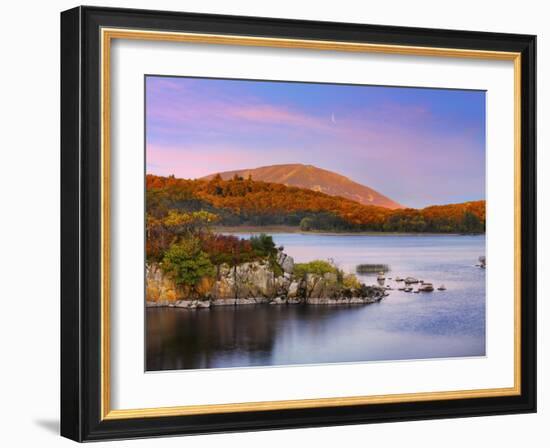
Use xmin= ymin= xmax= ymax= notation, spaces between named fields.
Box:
xmin=146 ymin=234 xmax=485 ymax=371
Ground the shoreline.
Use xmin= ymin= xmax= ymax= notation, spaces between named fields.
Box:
xmin=213 ymin=225 xmax=484 ymax=237
xmin=146 ymin=295 xmax=385 ymax=309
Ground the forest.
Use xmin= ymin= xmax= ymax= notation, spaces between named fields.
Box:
xmin=146 ymin=174 xmax=486 ymax=235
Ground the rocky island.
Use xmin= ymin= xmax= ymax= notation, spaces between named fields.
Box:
xmin=146 ymin=248 xmax=387 ymax=308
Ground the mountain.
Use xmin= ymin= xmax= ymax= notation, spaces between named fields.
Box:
xmin=202 ymin=164 xmax=403 ymax=209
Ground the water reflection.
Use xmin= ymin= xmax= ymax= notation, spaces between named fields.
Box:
xmin=147 ymin=305 xmax=370 ymax=370
xmin=147 ymin=306 xmax=276 ymax=370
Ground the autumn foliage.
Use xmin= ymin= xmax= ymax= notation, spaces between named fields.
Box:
xmin=146 ymin=174 xmax=485 ymax=234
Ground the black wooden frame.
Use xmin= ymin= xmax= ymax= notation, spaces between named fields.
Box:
xmin=61 ymin=5 xmax=537 ymax=442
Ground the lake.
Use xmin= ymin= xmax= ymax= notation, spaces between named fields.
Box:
xmin=146 ymin=233 xmax=486 ymax=371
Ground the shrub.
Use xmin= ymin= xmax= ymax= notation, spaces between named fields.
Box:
xmin=145 ymin=210 xmax=219 ymax=263
xmin=294 ymin=260 xmax=338 ymax=279
xmin=201 ymin=233 xmax=255 ymax=267
xmin=343 ymin=273 xmax=361 ymax=289
xmin=161 ymin=238 xmax=215 ymax=297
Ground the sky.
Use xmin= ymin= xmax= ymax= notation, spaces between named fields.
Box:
xmin=146 ymin=76 xmax=486 ymax=208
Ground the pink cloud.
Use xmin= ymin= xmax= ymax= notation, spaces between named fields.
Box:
xmin=146 ymin=143 xmax=300 ymax=179
xmin=226 ymin=104 xmax=328 ymax=130
xmin=147 ymin=90 xmax=332 ymax=135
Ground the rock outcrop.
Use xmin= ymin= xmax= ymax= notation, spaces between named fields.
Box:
xmin=145 ymin=263 xmax=179 ymax=307
xmin=277 ymin=251 xmax=295 ymax=273
xmin=146 ymin=250 xmax=387 ymax=307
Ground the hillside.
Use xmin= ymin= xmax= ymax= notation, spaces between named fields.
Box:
xmin=202 ymin=164 xmax=403 ymax=209
xmin=147 ymin=174 xmax=485 ymax=234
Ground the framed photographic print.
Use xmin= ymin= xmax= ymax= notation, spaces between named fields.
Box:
xmin=60 ymin=6 xmax=536 ymax=442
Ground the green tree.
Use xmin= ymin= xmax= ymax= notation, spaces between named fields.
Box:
xmin=249 ymin=233 xmax=277 ymax=257
xmin=300 ymin=217 xmax=313 ymax=231
xmin=461 ymin=211 xmax=483 ymax=233
xmin=163 ymin=210 xmax=218 ymax=234
xmin=161 ymin=238 xmax=215 ymax=297
xmin=410 ymin=215 xmax=427 ymax=232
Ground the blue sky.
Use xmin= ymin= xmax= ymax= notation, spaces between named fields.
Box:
xmin=146 ymin=76 xmax=486 ymax=208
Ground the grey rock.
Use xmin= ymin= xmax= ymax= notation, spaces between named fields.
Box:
xmin=234 ymin=262 xmax=276 ymax=299
xmin=287 ymin=281 xmax=299 ymax=298
xmin=235 ymin=297 xmax=270 ymax=305
xmin=174 ymin=300 xmax=211 ymax=309
xmin=404 ymin=277 xmax=420 ymax=284
xmin=281 ymin=255 xmax=294 ymax=273
xmin=210 ymin=298 xmax=236 ymax=306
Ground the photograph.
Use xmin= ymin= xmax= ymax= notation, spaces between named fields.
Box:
xmin=144 ymin=75 xmax=487 ymax=371
xmin=57 ymin=4 xmax=537 ymax=442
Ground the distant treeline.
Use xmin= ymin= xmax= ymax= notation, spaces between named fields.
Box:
xmin=146 ymin=174 xmax=485 ymax=234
